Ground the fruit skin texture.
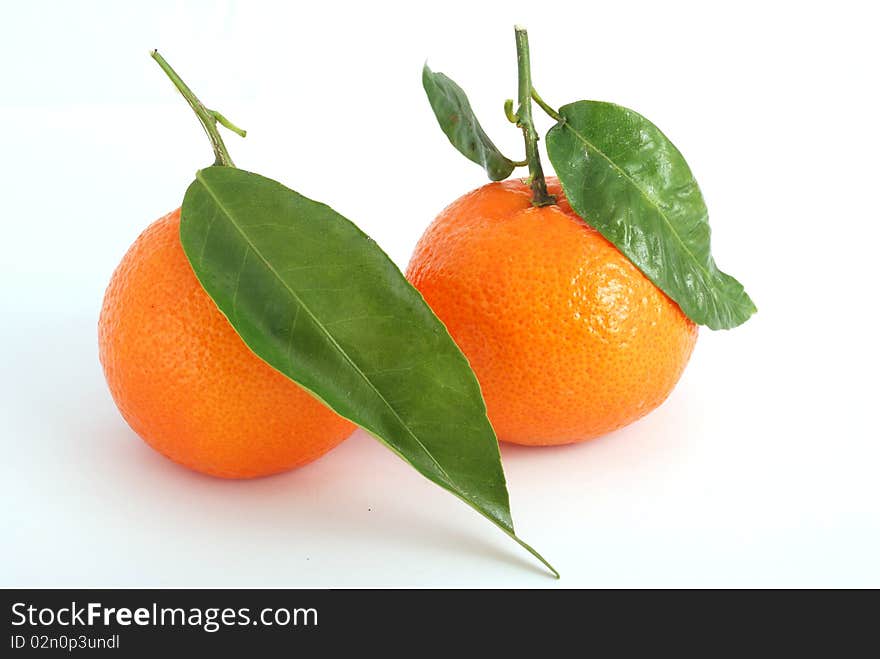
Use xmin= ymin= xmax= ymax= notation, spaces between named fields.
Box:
xmin=406 ymin=178 xmax=698 ymax=446
xmin=98 ymin=209 xmax=355 ymax=478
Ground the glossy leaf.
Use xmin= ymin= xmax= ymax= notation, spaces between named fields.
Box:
xmin=180 ymin=166 xmax=556 ymax=576
xmin=422 ymin=63 xmax=516 ymax=181
xmin=546 ymin=101 xmax=755 ymax=329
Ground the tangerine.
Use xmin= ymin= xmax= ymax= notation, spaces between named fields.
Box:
xmin=406 ymin=178 xmax=698 ymax=446
xmin=98 ymin=209 xmax=355 ymax=478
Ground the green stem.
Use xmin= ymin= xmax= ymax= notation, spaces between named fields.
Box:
xmin=531 ymin=88 xmax=562 ymax=122
xmin=514 ymin=26 xmax=555 ymax=207
xmin=504 ymin=98 xmax=519 ymax=124
xmin=150 ymin=50 xmax=245 ymax=167
xmin=211 ymin=110 xmax=247 ymax=138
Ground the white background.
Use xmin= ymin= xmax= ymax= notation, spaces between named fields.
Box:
xmin=2 ymin=0 xmax=878 ymax=587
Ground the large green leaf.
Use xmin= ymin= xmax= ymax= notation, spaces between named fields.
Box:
xmin=422 ymin=63 xmax=516 ymax=181
xmin=546 ymin=101 xmax=755 ymax=330
xmin=180 ymin=166 xmax=556 ymax=576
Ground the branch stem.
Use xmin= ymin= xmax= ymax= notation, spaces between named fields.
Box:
xmin=150 ymin=50 xmax=244 ymax=167
xmin=514 ymin=27 xmax=554 ymax=207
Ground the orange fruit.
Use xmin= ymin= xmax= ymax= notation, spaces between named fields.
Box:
xmin=98 ymin=209 xmax=355 ymax=478
xmin=406 ymin=178 xmax=698 ymax=446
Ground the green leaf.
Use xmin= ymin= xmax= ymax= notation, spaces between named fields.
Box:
xmin=422 ymin=63 xmax=516 ymax=181
xmin=180 ymin=166 xmax=556 ymax=577
xmin=546 ymin=101 xmax=755 ymax=330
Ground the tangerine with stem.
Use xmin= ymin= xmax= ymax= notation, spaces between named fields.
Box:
xmin=98 ymin=52 xmax=355 ymax=478
xmin=407 ymin=28 xmax=698 ymax=446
